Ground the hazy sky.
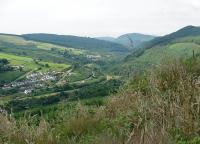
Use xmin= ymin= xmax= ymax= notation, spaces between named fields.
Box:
xmin=0 ymin=0 xmax=200 ymax=37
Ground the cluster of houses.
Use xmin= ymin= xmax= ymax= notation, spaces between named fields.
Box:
xmin=86 ymin=55 xmax=101 ymax=61
xmin=26 ymin=71 xmax=59 ymax=81
xmin=2 ymin=71 xmax=63 ymax=94
xmin=12 ymin=65 xmax=24 ymax=70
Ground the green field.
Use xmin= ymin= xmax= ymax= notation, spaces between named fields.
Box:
xmin=36 ymin=42 xmax=85 ymax=55
xmin=0 ymin=71 xmax=26 ymax=83
xmin=0 ymin=35 xmax=35 ymax=45
xmin=0 ymin=53 xmax=70 ymax=71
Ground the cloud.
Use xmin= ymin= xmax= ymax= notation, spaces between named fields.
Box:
xmin=0 ymin=0 xmax=200 ymax=36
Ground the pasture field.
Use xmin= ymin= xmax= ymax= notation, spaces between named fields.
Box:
xmin=0 ymin=53 xmax=70 ymax=72
xmin=0 ymin=70 xmax=26 ymax=83
xmin=36 ymin=42 xmax=85 ymax=55
xmin=0 ymin=35 xmax=34 ymax=45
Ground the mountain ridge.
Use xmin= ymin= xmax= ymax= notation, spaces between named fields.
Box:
xmin=96 ymin=33 xmax=155 ymax=49
xmin=22 ymin=33 xmax=129 ymax=53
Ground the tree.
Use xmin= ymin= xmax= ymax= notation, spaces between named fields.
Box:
xmin=0 ymin=59 xmax=9 ymax=65
xmin=45 ymin=64 xmax=49 ymax=67
xmin=19 ymin=66 xmax=23 ymax=72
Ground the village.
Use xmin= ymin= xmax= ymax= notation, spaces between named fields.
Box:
xmin=86 ymin=54 xmax=101 ymax=61
xmin=2 ymin=71 xmax=63 ymax=94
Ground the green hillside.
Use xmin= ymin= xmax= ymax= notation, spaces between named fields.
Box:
xmin=95 ymin=36 xmax=116 ymax=42
xmin=144 ymin=25 xmax=200 ymax=48
xmin=22 ymin=33 xmax=130 ymax=53
xmin=116 ymin=33 xmax=155 ymax=49
xmin=112 ymin=26 xmax=200 ymax=77
xmin=0 ymin=53 xmax=69 ymax=71
xmin=96 ymin=33 xmax=155 ymax=49
xmin=127 ymin=26 xmax=200 ymax=59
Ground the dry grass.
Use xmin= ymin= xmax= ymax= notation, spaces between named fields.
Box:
xmin=106 ymin=59 xmax=200 ymax=144
xmin=0 ymin=112 xmax=58 ymax=144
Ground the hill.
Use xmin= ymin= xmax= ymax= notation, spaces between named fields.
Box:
xmin=22 ymin=34 xmax=129 ymax=53
xmin=116 ymin=33 xmax=155 ymax=48
xmin=96 ymin=33 xmax=155 ymax=49
xmin=135 ymin=25 xmax=200 ymax=50
xmin=95 ymin=37 xmax=116 ymax=42
xmin=112 ymin=26 xmax=200 ymax=77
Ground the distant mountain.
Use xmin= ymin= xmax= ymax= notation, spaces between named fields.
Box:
xmin=96 ymin=33 xmax=155 ymax=49
xmin=116 ymin=33 xmax=155 ymax=48
xmin=111 ymin=26 xmax=200 ymax=77
xmin=95 ymin=37 xmax=116 ymax=42
xmin=22 ymin=34 xmax=129 ymax=53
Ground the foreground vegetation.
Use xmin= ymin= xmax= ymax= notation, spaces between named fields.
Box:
xmin=1 ymin=57 xmax=200 ymax=144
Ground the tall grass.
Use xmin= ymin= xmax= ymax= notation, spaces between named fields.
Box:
xmin=0 ymin=112 xmax=58 ymax=144
xmin=1 ymin=58 xmax=200 ymax=143
xmin=107 ymin=58 xmax=200 ymax=143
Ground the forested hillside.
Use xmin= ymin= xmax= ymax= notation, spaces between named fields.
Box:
xmin=112 ymin=26 xmax=200 ymax=77
xmin=22 ymin=34 xmax=129 ymax=53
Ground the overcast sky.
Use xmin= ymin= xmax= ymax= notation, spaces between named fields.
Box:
xmin=0 ymin=0 xmax=200 ymax=37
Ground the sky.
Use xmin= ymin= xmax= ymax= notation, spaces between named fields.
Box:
xmin=0 ymin=0 xmax=200 ymax=37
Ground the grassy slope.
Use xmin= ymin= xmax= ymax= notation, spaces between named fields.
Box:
xmin=0 ymin=53 xmax=70 ymax=71
xmin=112 ymin=36 xmax=200 ymax=77
xmin=0 ymin=71 xmax=26 ymax=83
xmin=135 ymin=42 xmax=200 ymax=64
